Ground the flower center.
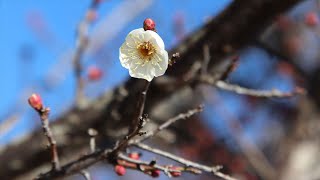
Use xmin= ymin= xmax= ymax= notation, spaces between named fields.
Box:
xmin=137 ymin=41 xmax=156 ymax=61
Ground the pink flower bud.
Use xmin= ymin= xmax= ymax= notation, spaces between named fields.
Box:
xmin=93 ymin=0 xmax=103 ymax=4
xmin=143 ymin=18 xmax=156 ymax=31
xmin=151 ymin=169 xmax=160 ymax=178
xmin=128 ymin=152 xmax=140 ymax=160
xmin=28 ymin=93 xmax=43 ymax=110
xmin=86 ymin=10 xmax=98 ymax=22
xmin=115 ymin=165 xmax=126 ymax=176
xmin=169 ymin=166 xmax=181 ymax=177
xmin=87 ymin=66 xmax=103 ymax=81
xmin=305 ymin=11 xmax=319 ymax=27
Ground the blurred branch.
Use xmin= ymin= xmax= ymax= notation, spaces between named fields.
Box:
xmin=212 ymin=80 xmax=305 ymax=98
xmin=80 ymin=170 xmax=91 ymax=180
xmin=133 ymin=143 xmax=237 ymax=180
xmin=0 ymin=0 xmax=302 ymax=179
xmin=36 ymin=149 xmax=111 ymax=179
xmin=131 ymin=105 xmax=203 ymax=144
xmin=36 ymin=106 xmax=232 ymax=180
xmin=73 ymin=2 xmax=101 ymax=107
xmin=203 ymin=90 xmax=277 ymax=180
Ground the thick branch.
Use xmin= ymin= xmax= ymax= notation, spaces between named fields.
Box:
xmin=0 ymin=1 xmax=302 ymax=179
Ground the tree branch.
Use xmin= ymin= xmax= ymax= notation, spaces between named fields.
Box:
xmin=0 ymin=1 xmax=303 ymax=179
xmin=133 ymin=143 xmax=237 ymax=180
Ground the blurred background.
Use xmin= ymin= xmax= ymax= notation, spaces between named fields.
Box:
xmin=1 ymin=0 xmax=320 ymax=180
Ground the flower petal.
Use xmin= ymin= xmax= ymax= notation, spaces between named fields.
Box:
xmin=144 ymin=30 xmax=165 ymax=50
xmin=129 ymin=63 xmax=154 ymax=82
xmin=153 ymin=50 xmax=168 ymax=77
xmin=123 ymin=28 xmax=145 ymax=49
xmin=119 ymin=28 xmax=168 ymax=81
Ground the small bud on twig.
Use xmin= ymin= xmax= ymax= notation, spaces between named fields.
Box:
xmin=28 ymin=93 xmax=43 ymax=110
xmin=87 ymin=66 xmax=103 ymax=81
xmin=115 ymin=165 xmax=126 ymax=176
xmin=129 ymin=152 xmax=140 ymax=160
xmin=169 ymin=166 xmax=182 ymax=177
xmin=143 ymin=18 xmax=156 ymax=31
xmin=305 ymin=11 xmax=319 ymax=27
xmin=151 ymin=169 xmax=160 ymax=178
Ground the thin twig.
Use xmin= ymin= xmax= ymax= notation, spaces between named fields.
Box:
xmin=219 ymin=55 xmax=239 ymax=80
xmin=203 ymin=90 xmax=277 ymax=180
xmin=118 ymin=153 xmax=177 ymax=174
xmin=132 ymin=143 xmax=236 ymax=180
xmin=118 ymin=153 xmax=201 ymax=176
xmin=109 ymin=80 xmax=150 ymax=156
xmin=131 ymin=105 xmax=203 ymax=144
xmin=88 ymin=128 xmax=98 ymax=153
xmin=110 ymin=115 xmax=147 ymax=157
xmin=214 ymin=80 xmax=305 ymax=98
xmin=36 ymin=149 xmax=111 ymax=179
xmin=38 ymin=108 xmax=60 ymax=171
xmin=201 ymin=45 xmax=210 ymax=75
xmin=129 ymin=80 xmax=150 ymax=134
xmin=80 ymin=170 xmax=92 ymax=180
xmin=200 ymin=76 xmax=305 ymax=98
xmin=73 ymin=2 xmax=101 ymax=107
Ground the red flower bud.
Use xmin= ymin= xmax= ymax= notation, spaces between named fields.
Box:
xmin=305 ymin=11 xmax=319 ymax=27
xmin=28 ymin=93 xmax=43 ymax=110
xmin=86 ymin=10 xmax=98 ymax=22
xmin=169 ymin=166 xmax=181 ymax=177
xmin=143 ymin=18 xmax=156 ymax=31
xmin=87 ymin=66 xmax=103 ymax=81
xmin=114 ymin=165 xmax=126 ymax=176
xmin=93 ymin=0 xmax=103 ymax=4
xmin=151 ymin=169 xmax=160 ymax=178
xmin=128 ymin=152 xmax=140 ymax=160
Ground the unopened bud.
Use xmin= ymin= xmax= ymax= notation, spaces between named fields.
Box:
xmin=28 ymin=93 xmax=43 ymax=110
xmin=87 ymin=66 xmax=103 ymax=81
xmin=169 ymin=166 xmax=181 ymax=177
xmin=86 ymin=10 xmax=98 ymax=22
xmin=143 ymin=18 xmax=156 ymax=31
xmin=305 ymin=11 xmax=319 ymax=27
xmin=115 ymin=165 xmax=126 ymax=176
xmin=151 ymin=169 xmax=160 ymax=178
xmin=128 ymin=152 xmax=140 ymax=160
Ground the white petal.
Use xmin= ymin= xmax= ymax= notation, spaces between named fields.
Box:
xmin=152 ymin=50 xmax=168 ymax=77
xmin=119 ymin=43 xmax=139 ymax=69
xmin=144 ymin=30 xmax=165 ymax=50
xmin=125 ymin=28 xmax=143 ymax=46
xmin=119 ymin=28 xmax=168 ymax=81
xmin=129 ymin=63 xmax=154 ymax=82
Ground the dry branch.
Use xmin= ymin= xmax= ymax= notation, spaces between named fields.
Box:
xmin=0 ymin=0 xmax=302 ymax=179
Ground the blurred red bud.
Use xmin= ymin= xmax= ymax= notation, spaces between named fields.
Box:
xmin=114 ymin=165 xmax=126 ymax=176
xmin=87 ymin=66 xmax=103 ymax=81
xmin=169 ymin=166 xmax=181 ymax=177
xmin=86 ymin=10 xmax=98 ymax=22
xmin=28 ymin=93 xmax=43 ymax=110
xmin=128 ymin=152 xmax=140 ymax=160
xmin=151 ymin=169 xmax=160 ymax=178
xmin=93 ymin=0 xmax=103 ymax=4
xmin=305 ymin=11 xmax=319 ymax=27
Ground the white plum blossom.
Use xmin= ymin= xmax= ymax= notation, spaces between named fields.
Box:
xmin=119 ymin=28 xmax=168 ymax=81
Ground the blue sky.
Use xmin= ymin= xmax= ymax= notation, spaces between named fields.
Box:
xmin=0 ymin=0 xmax=232 ymax=144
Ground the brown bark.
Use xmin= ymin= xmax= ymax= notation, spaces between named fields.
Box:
xmin=0 ymin=0 xmax=302 ymax=179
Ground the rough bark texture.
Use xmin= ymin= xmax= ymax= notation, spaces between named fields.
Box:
xmin=0 ymin=0 xmax=303 ymax=179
